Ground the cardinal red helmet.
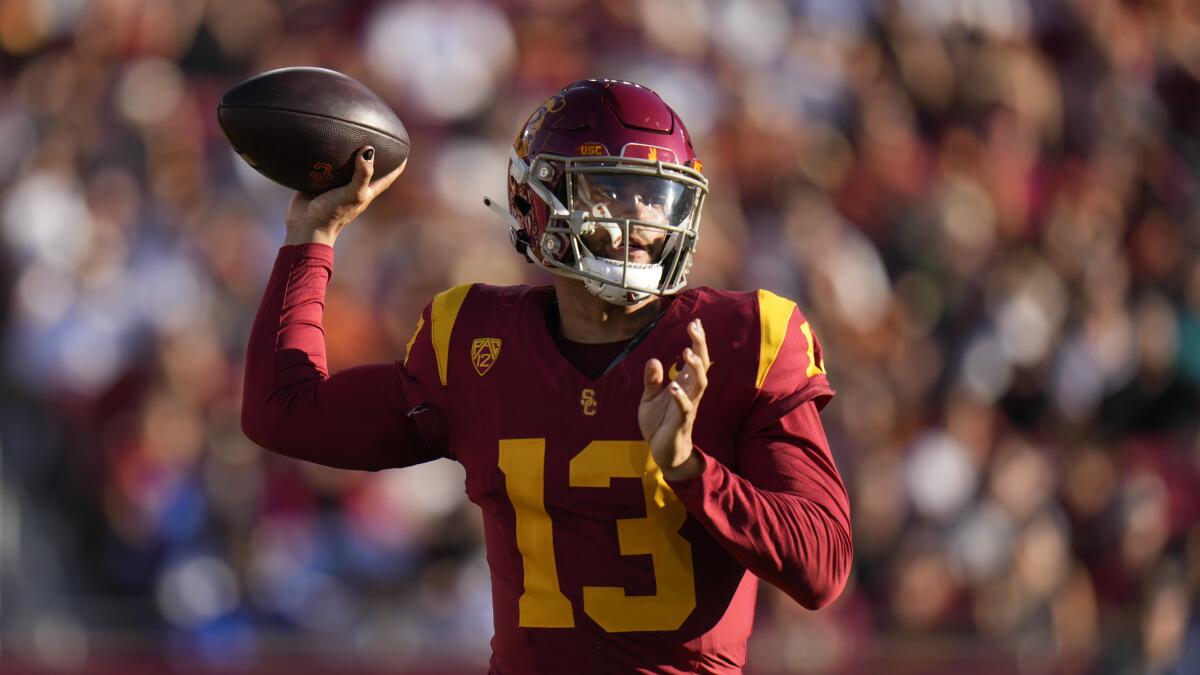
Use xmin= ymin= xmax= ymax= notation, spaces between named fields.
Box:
xmin=488 ymin=79 xmax=708 ymax=305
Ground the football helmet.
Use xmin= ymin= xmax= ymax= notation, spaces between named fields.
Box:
xmin=484 ymin=79 xmax=708 ymax=306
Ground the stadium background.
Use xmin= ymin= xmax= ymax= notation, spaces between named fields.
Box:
xmin=1 ymin=0 xmax=1198 ymax=673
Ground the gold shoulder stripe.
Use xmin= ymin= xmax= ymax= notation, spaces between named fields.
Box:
xmin=403 ymin=315 xmax=425 ymax=366
xmin=756 ymin=289 xmax=797 ymax=389
xmin=431 ymin=284 xmax=473 ymax=386
xmin=799 ymin=321 xmax=826 ymax=377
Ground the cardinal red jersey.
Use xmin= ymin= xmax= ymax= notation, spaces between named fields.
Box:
xmin=243 ymin=246 xmax=850 ymax=674
xmin=399 ymin=283 xmax=842 ymax=674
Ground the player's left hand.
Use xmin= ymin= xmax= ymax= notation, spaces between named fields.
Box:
xmin=640 ymin=319 xmax=710 ymax=481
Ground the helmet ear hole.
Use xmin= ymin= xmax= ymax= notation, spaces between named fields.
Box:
xmin=513 ymin=194 xmax=532 ymax=215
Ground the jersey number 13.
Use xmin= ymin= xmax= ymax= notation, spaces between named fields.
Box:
xmin=497 ymin=438 xmax=696 ymax=632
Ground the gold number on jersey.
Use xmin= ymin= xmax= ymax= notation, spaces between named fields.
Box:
xmin=498 ymin=439 xmax=575 ymax=627
xmin=569 ymin=441 xmax=695 ymax=631
xmin=497 ymin=439 xmax=696 ymax=632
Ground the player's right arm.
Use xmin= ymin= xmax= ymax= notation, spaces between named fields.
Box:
xmin=240 ymin=148 xmax=442 ymax=470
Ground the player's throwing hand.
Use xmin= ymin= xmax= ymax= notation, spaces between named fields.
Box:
xmin=284 ymin=146 xmax=406 ymax=247
xmin=640 ymin=318 xmax=710 ymax=480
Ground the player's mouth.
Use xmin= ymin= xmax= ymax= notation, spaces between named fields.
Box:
xmin=604 ymin=238 xmax=656 ymax=263
xmin=606 ymin=247 xmax=650 ymax=264
xmin=585 ymin=225 xmax=663 ymax=264
xmin=627 ymin=241 xmax=651 ymax=258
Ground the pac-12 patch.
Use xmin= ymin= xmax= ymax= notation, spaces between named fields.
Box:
xmin=471 ymin=338 xmax=502 ymax=376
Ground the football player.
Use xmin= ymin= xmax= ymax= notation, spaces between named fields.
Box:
xmin=243 ymin=79 xmax=852 ymax=674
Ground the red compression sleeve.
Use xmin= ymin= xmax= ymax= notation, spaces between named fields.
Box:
xmin=240 ymin=244 xmax=440 ymax=470
xmin=667 ymin=400 xmax=853 ymax=610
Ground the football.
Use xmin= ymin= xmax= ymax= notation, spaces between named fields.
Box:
xmin=217 ymin=67 xmax=410 ymax=193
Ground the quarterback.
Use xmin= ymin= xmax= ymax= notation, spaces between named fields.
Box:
xmin=242 ymin=79 xmax=852 ymax=674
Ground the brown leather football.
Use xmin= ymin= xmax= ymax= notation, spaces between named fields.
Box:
xmin=217 ymin=67 xmax=409 ymax=193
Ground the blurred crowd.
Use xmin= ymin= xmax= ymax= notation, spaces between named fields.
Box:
xmin=1 ymin=0 xmax=1198 ymax=673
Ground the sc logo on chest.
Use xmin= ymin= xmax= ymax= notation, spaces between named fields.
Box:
xmin=580 ymin=388 xmax=597 ymax=416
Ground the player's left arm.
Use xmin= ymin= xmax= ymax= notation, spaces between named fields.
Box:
xmin=642 ymin=301 xmax=852 ymax=610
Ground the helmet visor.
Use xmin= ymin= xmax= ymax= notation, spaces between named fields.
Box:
xmin=571 ymin=173 xmax=698 ymax=230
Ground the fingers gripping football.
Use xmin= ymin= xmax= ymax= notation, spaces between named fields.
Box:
xmin=284 ymin=146 xmax=407 ymax=246
xmin=348 ymin=146 xmax=377 ymax=202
